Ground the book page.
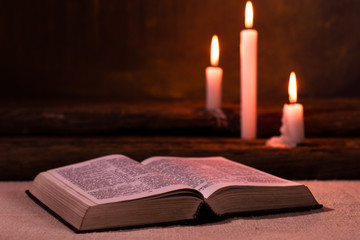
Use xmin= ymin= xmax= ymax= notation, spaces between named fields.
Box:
xmin=142 ymin=156 xmax=300 ymax=199
xmin=48 ymin=155 xmax=192 ymax=204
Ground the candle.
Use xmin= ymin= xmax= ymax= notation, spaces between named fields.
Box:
xmin=206 ymin=35 xmax=223 ymax=110
xmin=266 ymin=72 xmax=305 ymax=148
xmin=240 ymin=1 xmax=258 ymax=139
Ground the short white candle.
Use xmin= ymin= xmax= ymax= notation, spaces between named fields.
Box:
xmin=267 ymin=72 xmax=305 ymax=148
xmin=206 ymin=35 xmax=223 ymax=110
xmin=240 ymin=1 xmax=258 ymax=139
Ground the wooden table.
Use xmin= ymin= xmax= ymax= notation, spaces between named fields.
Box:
xmin=1 ymin=99 xmax=359 ymax=181
xmin=1 ymin=136 xmax=359 ymax=181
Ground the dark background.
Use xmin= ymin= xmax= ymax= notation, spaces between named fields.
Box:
xmin=1 ymin=0 xmax=359 ymax=102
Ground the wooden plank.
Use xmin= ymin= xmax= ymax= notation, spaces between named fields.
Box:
xmin=1 ymin=136 xmax=359 ymax=180
xmin=0 ymin=98 xmax=359 ymax=137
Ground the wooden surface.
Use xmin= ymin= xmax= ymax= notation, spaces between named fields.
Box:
xmin=1 ymin=98 xmax=359 ymax=137
xmin=1 ymin=99 xmax=359 ymax=180
xmin=1 ymin=136 xmax=359 ymax=181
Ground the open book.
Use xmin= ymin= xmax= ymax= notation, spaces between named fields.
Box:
xmin=28 ymin=155 xmax=321 ymax=232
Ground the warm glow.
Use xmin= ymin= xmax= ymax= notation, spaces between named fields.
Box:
xmin=245 ymin=1 xmax=254 ymax=28
xmin=288 ymin=72 xmax=297 ymax=103
xmin=210 ymin=35 xmax=219 ymax=66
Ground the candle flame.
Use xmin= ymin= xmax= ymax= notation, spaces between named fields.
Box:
xmin=210 ymin=35 xmax=219 ymax=66
xmin=245 ymin=1 xmax=254 ymax=28
xmin=288 ymin=72 xmax=297 ymax=103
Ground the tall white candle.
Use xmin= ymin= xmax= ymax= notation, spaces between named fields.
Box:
xmin=267 ymin=72 xmax=305 ymax=148
xmin=240 ymin=1 xmax=258 ymax=139
xmin=206 ymin=35 xmax=223 ymax=110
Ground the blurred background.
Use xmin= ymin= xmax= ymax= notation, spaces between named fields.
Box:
xmin=1 ymin=0 xmax=360 ymax=180
xmin=1 ymin=0 xmax=359 ymax=102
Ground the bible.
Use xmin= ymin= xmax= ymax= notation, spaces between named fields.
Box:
xmin=28 ymin=155 xmax=321 ymax=232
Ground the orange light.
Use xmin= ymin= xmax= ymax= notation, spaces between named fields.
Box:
xmin=288 ymin=72 xmax=297 ymax=103
xmin=210 ymin=35 xmax=219 ymax=66
xmin=245 ymin=1 xmax=254 ymax=28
